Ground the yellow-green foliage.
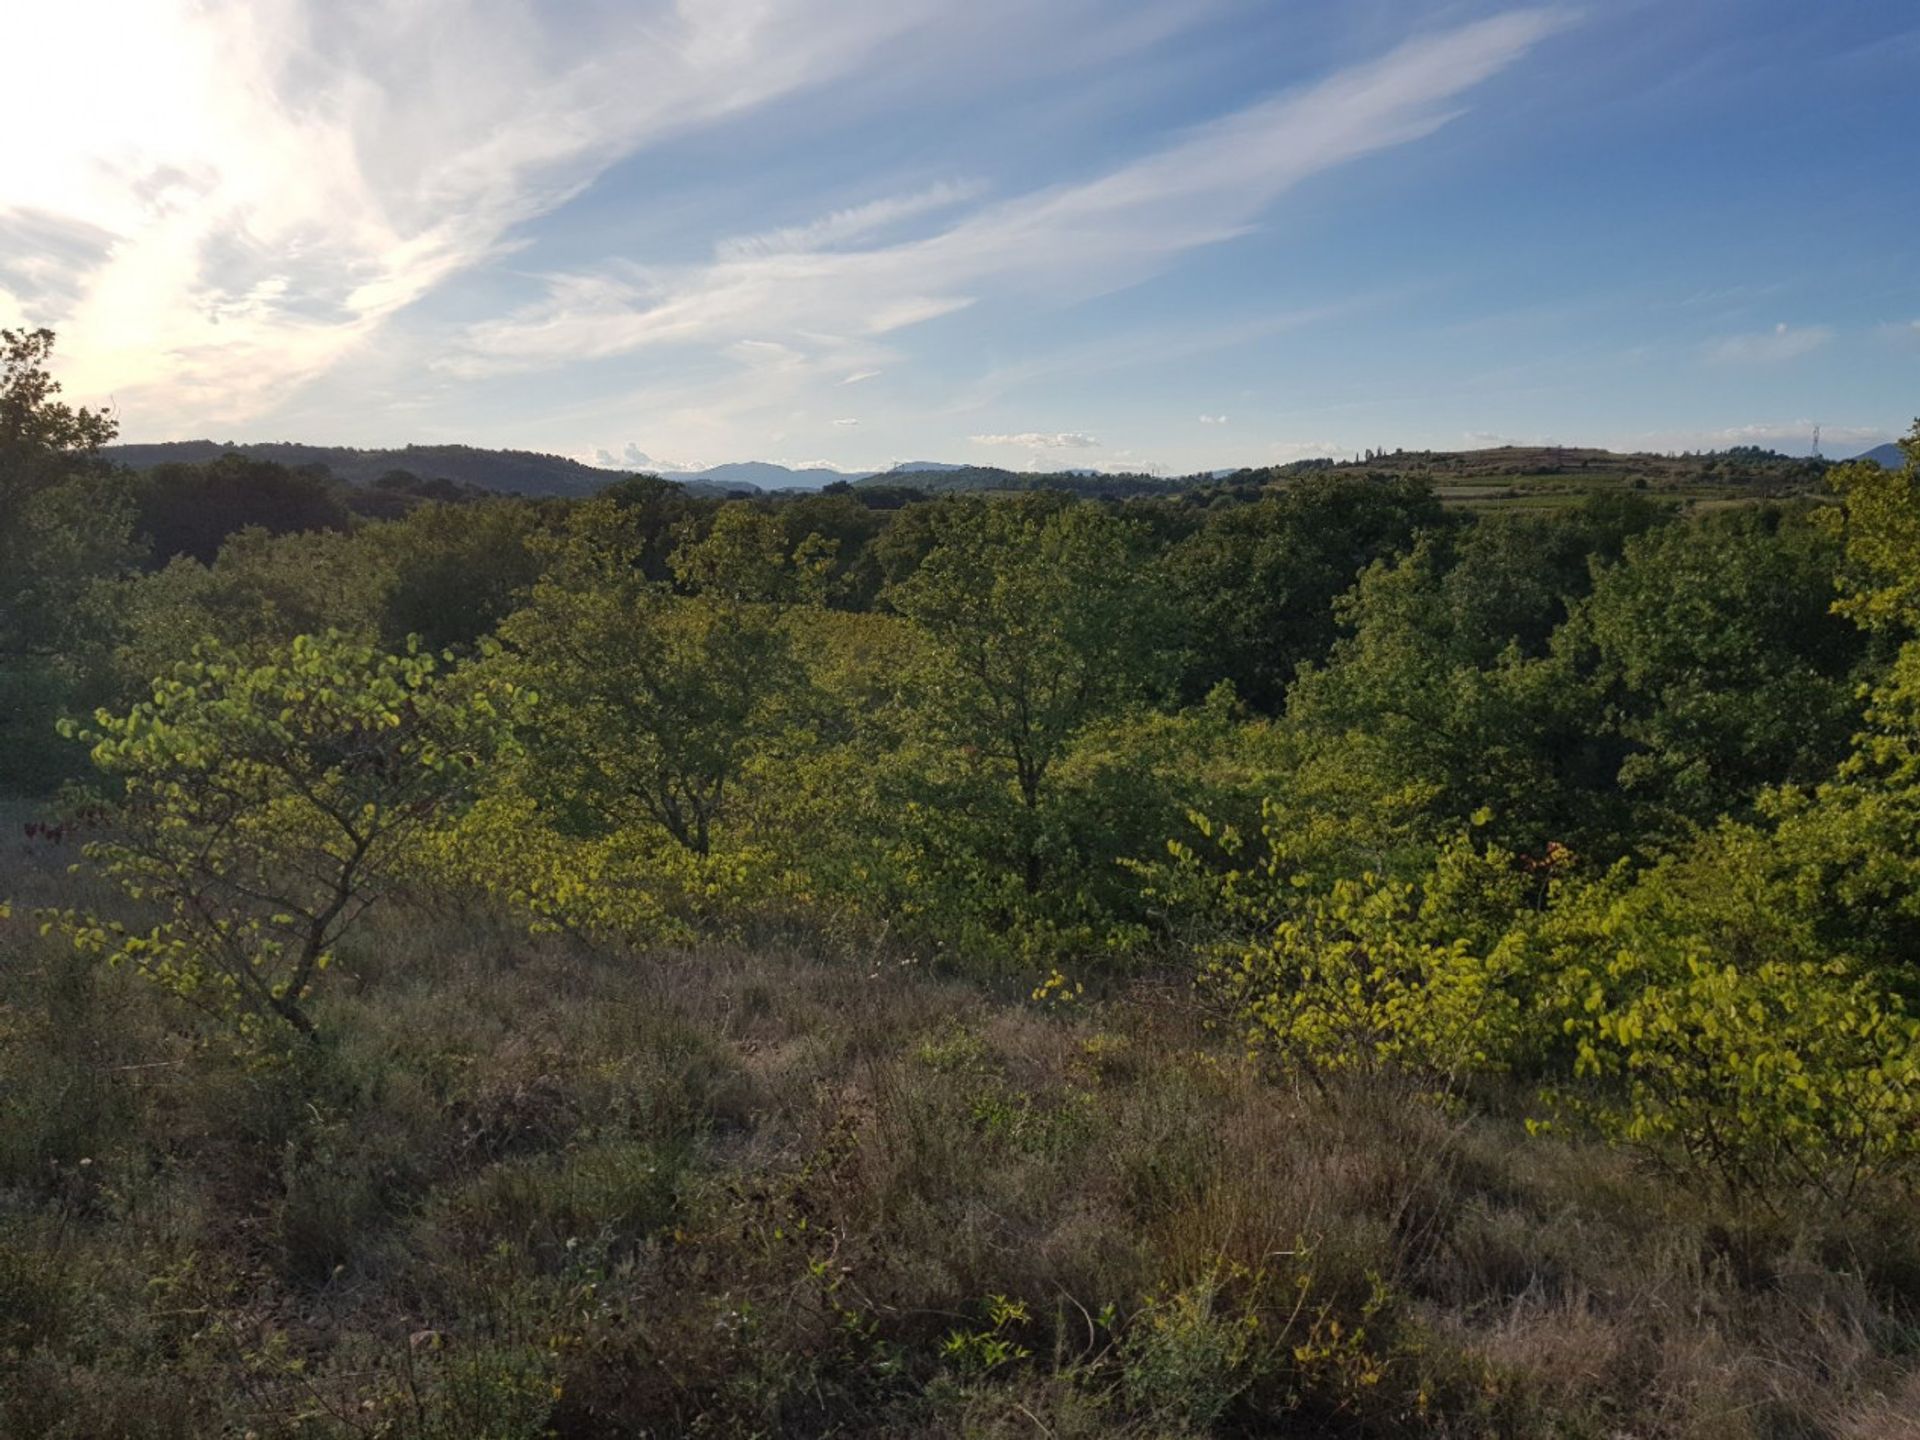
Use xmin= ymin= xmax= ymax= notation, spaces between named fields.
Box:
xmin=1525 ymin=856 xmax=1920 ymax=1205
xmin=1199 ymin=861 xmax=1523 ymax=1092
xmin=1190 ymin=792 xmax=1920 ymax=1204
xmin=1822 ymin=428 xmax=1920 ymax=634
xmin=52 ymin=631 xmax=527 ymax=1041
xmin=1163 ymin=802 xmax=1534 ymax=1093
xmin=419 ymin=785 xmax=794 ymax=945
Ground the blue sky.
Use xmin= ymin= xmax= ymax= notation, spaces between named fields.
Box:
xmin=3 ymin=0 xmax=1915 ymax=472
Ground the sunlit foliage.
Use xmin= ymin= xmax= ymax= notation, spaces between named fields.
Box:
xmin=56 ymin=633 xmax=527 ymax=1040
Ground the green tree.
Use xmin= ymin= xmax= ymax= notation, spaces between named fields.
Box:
xmin=133 ymin=453 xmax=352 ymax=565
xmin=0 ymin=327 xmax=116 ymax=476
xmin=1825 ymin=419 xmax=1920 ymax=633
xmin=109 ymin=525 xmax=395 ymax=688
xmin=1283 ymin=535 xmax=1621 ymax=852
xmin=0 ymin=328 xmax=140 ymax=792
xmin=1165 ymin=474 xmax=1445 ymax=710
xmin=371 ymin=497 xmax=543 ymax=650
xmin=498 ymin=499 xmax=817 ymax=856
xmin=887 ymin=495 xmax=1177 ymax=895
xmin=1741 ymin=421 xmax=1920 ymax=974
xmin=1521 ymin=836 xmax=1920 ymax=1208
xmin=1557 ymin=504 xmax=1865 ymax=832
xmin=61 ymin=632 xmax=524 ymax=1041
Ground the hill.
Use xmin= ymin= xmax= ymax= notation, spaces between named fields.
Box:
xmin=653 ymin=460 xmax=968 ymax=489
xmin=656 ymin=460 xmax=857 ymax=491
xmin=1227 ymin=444 xmax=1834 ymax=512
xmin=98 ymin=440 xmax=1843 ymax=510
xmin=103 ymin=441 xmax=755 ymax=499
xmin=1851 ymin=442 xmax=1908 ymax=469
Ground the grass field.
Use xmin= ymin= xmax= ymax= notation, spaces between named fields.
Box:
xmin=5 ymin=806 xmax=1918 ymax=1438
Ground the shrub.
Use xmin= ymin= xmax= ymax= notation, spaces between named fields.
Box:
xmin=56 ymin=632 xmax=528 ymax=1042
xmin=1533 ymin=874 xmax=1920 ymax=1208
xmin=1187 ymin=828 xmax=1529 ymax=1094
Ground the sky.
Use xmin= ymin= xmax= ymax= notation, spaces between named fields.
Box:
xmin=1 ymin=0 xmax=1916 ymax=476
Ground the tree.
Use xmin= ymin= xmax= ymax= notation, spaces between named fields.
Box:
xmin=1743 ymin=421 xmax=1920 ymax=975
xmin=1824 ymin=419 xmax=1920 ymax=634
xmin=109 ymin=526 xmax=395 ymax=689
xmin=1522 ymin=836 xmax=1920 ymax=1208
xmin=371 ymin=498 xmax=543 ymax=650
xmin=1283 ymin=536 xmax=1617 ymax=853
xmin=61 ymin=633 xmax=525 ymax=1041
xmin=133 ymin=453 xmax=352 ymax=565
xmin=1165 ymin=474 xmax=1445 ymax=710
xmin=0 ymin=328 xmax=140 ymax=792
xmin=498 ymin=499 xmax=818 ymax=856
xmin=887 ymin=495 xmax=1177 ymax=894
xmin=0 ymin=327 xmax=116 ymax=480
xmin=1557 ymin=504 xmax=1866 ymax=833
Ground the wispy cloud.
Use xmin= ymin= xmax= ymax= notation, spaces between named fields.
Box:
xmin=1199 ymin=413 xmax=1228 ymax=424
xmin=714 ymin=180 xmax=986 ymax=262
xmin=451 ymin=10 xmax=1569 ymax=389
xmin=0 ymin=0 xmax=942 ymax=429
xmin=972 ymin=431 xmax=1100 ymax=448
xmin=1703 ymin=322 xmax=1834 ymax=364
xmin=3 ymin=2 xmax=1574 ymax=456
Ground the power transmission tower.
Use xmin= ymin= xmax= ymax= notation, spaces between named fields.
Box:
xmin=1812 ymin=423 xmax=1822 ymax=459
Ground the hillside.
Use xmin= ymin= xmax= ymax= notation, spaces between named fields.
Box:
xmin=1229 ymin=444 xmax=1835 ymax=511
xmin=1852 ymin=441 xmax=1909 ymax=468
xmin=103 ymin=441 xmax=758 ymax=500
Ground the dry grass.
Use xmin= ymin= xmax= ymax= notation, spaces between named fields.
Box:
xmin=2 ymin=816 xmax=1917 ymax=1437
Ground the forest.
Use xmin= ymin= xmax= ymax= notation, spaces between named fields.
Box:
xmin=5 ymin=323 xmax=1920 ymax=1436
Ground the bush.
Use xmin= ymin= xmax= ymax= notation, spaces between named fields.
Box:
xmin=1530 ymin=865 xmax=1920 ymax=1208
xmin=54 ymin=632 xmax=528 ymax=1042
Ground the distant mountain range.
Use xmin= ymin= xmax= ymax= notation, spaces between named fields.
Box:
xmin=652 ymin=461 xmax=856 ymax=489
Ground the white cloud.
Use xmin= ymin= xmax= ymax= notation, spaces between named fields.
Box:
xmin=1199 ymin=413 xmax=1228 ymax=424
xmin=0 ymin=0 xmax=942 ymax=430
xmin=714 ymin=179 xmax=985 ymax=261
xmin=1269 ymin=440 xmax=1343 ymax=461
xmin=1703 ymin=322 xmax=1834 ymax=365
xmin=972 ymin=431 xmax=1100 ymax=448
xmin=452 ymin=10 xmax=1568 ymax=386
xmin=6 ymin=2 xmax=1570 ymax=450
xmin=585 ymin=443 xmax=706 ymax=473
xmin=833 ymin=417 xmax=861 ymax=426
